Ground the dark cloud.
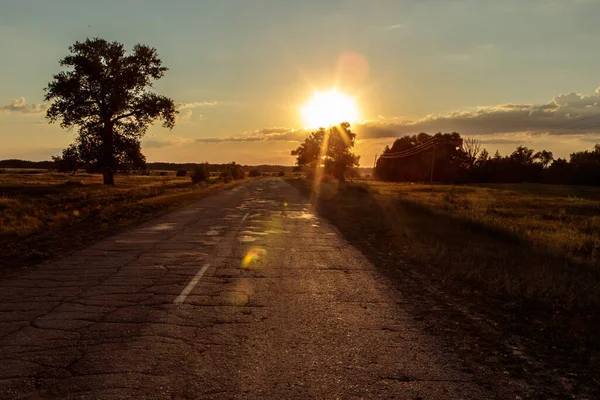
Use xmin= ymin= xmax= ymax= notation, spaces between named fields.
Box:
xmin=189 ymin=87 xmax=600 ymax=145
xmin=478 ymin=138 xmax=529 ymax=145
xmin=356 ymin=88 xmax=600 ymax=138
xmin=0 ymin=97 xmax=47 ymax=114
xmin=257 ymin=127 xmax=291 ymax=135
xmin=143 ymin=139 xmax=176 ymax=149
xmin=195 ymin=137 xmax=264 ymax=143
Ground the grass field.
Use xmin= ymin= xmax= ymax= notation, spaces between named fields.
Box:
xmin=289 ymin=178 xmax=600 ymax=365
xmin=366 ymin=182 xmax=600 ymax=311
xmin=0 ymin=171 xmax=249 ymax=272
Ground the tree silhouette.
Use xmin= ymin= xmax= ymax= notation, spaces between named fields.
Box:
xmin=52 ymin=144 xmax=82 ymax=174
xmin=534 ymin=150 xmax=554 ymax=168
xmin=291 ymin=122 xmax=360 ymax=183
xmin=44 ymin=38 xmax=177 ymax=184
xmin=461 ymin=137 xmax=481 ymax=170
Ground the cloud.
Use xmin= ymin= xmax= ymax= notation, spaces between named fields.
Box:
xmin=176 ymin=100 xmax=239 ymax=110
xmin=195 ymin=137 xmax=264 ymax=143
xmin=0 ymin=97 xmax=47 ymax=114
xmin=256 ymin=127 xmax=291 ymax=135
xmin=186 ymin=86 xmax=600 ymax=146
xmin=356 ymin=87 xmax=600 ymax=139
xmin=176 ymin=101 xmax=218 ymax=110
xmin=384 ymin=23 xmax=404 ymax=30
xmin=177 ymin=109 xmax=194 ymax=124
xmin=142 ymin=136 xmax=194 ymax=149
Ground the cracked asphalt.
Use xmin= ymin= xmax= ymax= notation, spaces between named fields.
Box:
xmin=0 ymin=178 xmax=497 ymax=399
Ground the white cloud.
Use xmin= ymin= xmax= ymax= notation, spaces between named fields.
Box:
xmin=177 ymin=109 xmax=194 ymax=124
xmin=384 ymin=23 xmax=404 ymax=30
xmin=176 ymin=101 xmax=218 ymax=110
xmin=0 ymin=97 xmax=47 ymax=114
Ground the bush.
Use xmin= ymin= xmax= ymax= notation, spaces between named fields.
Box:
xmin=249 ymin=169 xmax=261 ymax=177
xmin=176 ymin=169 xmax=187 ymax=177
xmin=222 ymin=162 xmax=245 ymax=180
xmin=278 ymin=170 xmax=285 ymax=177
xmin=191 ymin=163 xmax=210 ymax=183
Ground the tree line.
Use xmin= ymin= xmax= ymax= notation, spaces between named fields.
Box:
xmin=375 ymin=132 xmax=600 ymax=185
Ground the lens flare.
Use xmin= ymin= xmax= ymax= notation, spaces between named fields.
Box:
xmin=241 ymin=247 xmax=267 ymax=269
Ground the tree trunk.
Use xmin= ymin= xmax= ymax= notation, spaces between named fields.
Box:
xmin=337 ymin=166 xmax=346 ymax=183
xmin=103 ymin=169 xmax=114 ymax=185
xmin=101 ymin=122 xmax=115 ymax=185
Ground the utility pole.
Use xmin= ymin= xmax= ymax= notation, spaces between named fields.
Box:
xmin=373 ymin=154 xmax=377 ymax=169
xmin=429 ymin=145 xmax=436 ymax=184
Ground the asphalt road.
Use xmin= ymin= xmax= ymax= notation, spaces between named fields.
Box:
xmin=0 ymin=178 xmax=496 ymax=399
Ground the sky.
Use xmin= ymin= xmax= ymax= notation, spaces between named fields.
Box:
xmin=2 ymin=0 xmax=600 ymax=165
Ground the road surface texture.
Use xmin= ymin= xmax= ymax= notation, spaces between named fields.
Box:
xmin=0 ymin=178 xmax=499 ymax=399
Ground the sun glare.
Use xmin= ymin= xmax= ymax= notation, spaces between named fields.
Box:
xmin=301 ymin=89 xmax=359 ymax=128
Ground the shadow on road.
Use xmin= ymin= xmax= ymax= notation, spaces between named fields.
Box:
xmin=286 ymin=178 xmax=600 ymax=399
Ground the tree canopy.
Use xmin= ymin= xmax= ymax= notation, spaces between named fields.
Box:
xmin=44 ymin=38 xmax=177 ymax=184
xmin=291 ymin=122 xmax=360 ymax=183
xmin=375 ymin=132 xmax=600 ymax=185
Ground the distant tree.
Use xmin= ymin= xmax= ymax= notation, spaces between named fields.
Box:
xmin=248 ymin=169 xmax=261 ymax=177
xmin=219 ymin=162 xmax=245 ymax=182
xmin=291 ymin=122 xmax=360 ymax=183
xmin=461 ymin=137 xmax=482 ymax=170
xmin=476 ymin=148 xmax=490 ymax=165
xmin=176 ymin=169 xmax=187 ymax=177
xmin=534 ymin=150 xmax=554 ymax=168
xmin=569 ymin=145 xmax=600 ymax=185
xmin=375 ymin=132 xmax=463 ymax=183
xmin=52 ymin=144 xmax=82 ymax=174
xmin=44 ymin=38 xmax=177 ymax=185
xmin=191 ymin=163 xmax=210 ymax=183
xmin=510 ymin=146 xmax=536 ymax=164
xmin=278 ymin=170 xmax=285 ymax=177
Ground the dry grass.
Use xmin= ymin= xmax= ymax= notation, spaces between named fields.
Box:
xmin=319 ymin=181 xmax=600 ymax=312
xmin=0 ymin=171 xmax=248 ymax=271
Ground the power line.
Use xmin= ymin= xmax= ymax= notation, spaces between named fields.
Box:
xmin=380 ymin=136 xmax=438 ymax=157
xmin=379 ymin=140 xmax=438 ymax=159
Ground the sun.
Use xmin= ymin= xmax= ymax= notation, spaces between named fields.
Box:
xmin=301 ymin=89 xmax=359 ymax=128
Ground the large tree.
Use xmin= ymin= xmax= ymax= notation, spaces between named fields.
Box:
xmin=44 ymin=38 xmax=177 ymax=184
xmin=291 ymin=122 xmax=360 ymax=183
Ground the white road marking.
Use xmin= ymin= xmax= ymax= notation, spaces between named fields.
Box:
xmin=174 ymin=263 xmax=211 ymax=304
xmin=175 ymin=213 xmax=250 ymax=304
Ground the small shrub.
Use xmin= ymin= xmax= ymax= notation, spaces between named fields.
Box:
xmin=159 ymin=171 xmax=168 ymax=176
xmin=220 ymin=172 xmax=233 ymax=183
xmin=278 ymin=171 xmax=285 ymax=177
xmin=191 ymin=163 xmax=210 ymax=183
xmin=249 ymin=169 xmax=261 ymax=177
xmin=176 ymin=169 xmax=187 ymax=177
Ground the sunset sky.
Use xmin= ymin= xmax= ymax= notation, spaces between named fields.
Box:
xmin=2 ymin=0 xmax=600 ymax=165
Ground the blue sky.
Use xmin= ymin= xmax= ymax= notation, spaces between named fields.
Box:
xmin=2 ymin=0 xmax=600 ymax=164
